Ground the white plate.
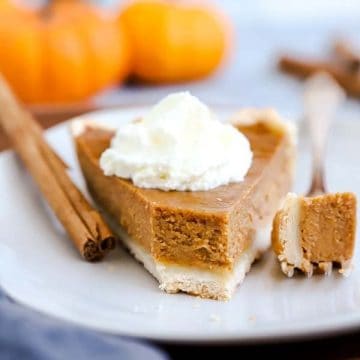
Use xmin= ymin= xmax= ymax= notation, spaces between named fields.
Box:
xmin=0 ymin=107 xmax=359 ymax=344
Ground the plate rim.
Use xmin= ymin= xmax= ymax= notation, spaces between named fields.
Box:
xmin=2 ymin=279 xmax=360 ymax=344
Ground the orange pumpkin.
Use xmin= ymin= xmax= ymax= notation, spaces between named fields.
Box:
xmin=120 ymin=0 xmax=232 ymax=83
xmin=0 ymin=0 xmax=130 ymax=104
xmin=0 ymin=1 xmax=10 ymax=11
xmin=0 ymin=0 xmax=23 ymax=12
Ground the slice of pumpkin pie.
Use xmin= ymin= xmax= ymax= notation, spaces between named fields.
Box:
xmin=72 ymin=93 xmax=296 ymax=300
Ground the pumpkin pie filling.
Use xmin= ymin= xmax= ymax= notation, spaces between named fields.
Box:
xmin=73 ymin=109 xmax=296 ymax=299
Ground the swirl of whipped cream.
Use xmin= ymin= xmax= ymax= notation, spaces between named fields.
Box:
xmin=100 ymin=92 xmax=253 ymax=191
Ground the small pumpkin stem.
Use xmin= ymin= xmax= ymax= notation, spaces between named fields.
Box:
xmin=41 ymin=0 xmax=85 ymax=19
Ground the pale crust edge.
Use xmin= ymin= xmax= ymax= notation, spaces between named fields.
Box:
xmin=121 ymin=230 xmax=265 ymax=301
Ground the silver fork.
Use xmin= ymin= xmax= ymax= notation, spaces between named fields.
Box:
xmin=303 ymin=72 xmax=345 ymax=197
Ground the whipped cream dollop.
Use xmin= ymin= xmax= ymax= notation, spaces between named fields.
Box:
xmin=100 ymin=92 xmax=253 ymax=191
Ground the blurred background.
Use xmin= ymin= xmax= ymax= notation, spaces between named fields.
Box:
xmin=1 ymin=2 xmax=360 ymax=357
xmin=0 ymin=0 xmax=359 ymax=127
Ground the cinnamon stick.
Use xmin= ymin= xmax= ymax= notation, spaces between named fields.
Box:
xmin=279 ymin=55 xmax=360 ymax=98
xmin=0 ymin=75 xmax=116 ymax=261
xmin=332 ymin=40 xmax=360 ymax=73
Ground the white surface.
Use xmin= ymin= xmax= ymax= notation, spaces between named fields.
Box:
xmin=0 ymin=107 xmax=360 ymax=343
